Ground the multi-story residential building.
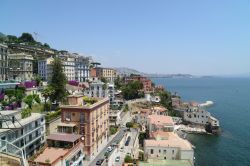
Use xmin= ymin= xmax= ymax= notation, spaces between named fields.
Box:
xmin=75 ymin=54 xmax=92 ymax=82
xmin=0 ymin=44 xmax=8 ymax=81
xmin=38 ymin=54 xmax=92 ymax=82
xmin=8 ymin=53 xmax=33 ymax=81
xmin=84 ymin=79 xmax=107 ymax=98
xmin=60 ymin=95 xmax=109 ymax=160
xmin=91 ymin=67 xmax=117 ymax=82
xmin=125 ymin=75 xmax=152 ymax=92
xmin=144 ymin=131 xmax=194 ymax=163
xmin=147 ymin=115 xmax=174 ymax=133
xmin=8 ymin=43 xmax=57 ymax=74
xmin=0 ymin=110 xmax=45 ymax=158
xmin=29 ymin=133 xmax=85 ymax=166
xmin=38 ymin=57 xmax=54 ymax=81
xmin=58 ymin=53 xmax=76 ymax=81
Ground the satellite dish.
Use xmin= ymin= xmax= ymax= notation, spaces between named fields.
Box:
xmin=66 ymin=118 xmax=70 ymax=122
xmin=81 ymin=137 xmax=84 ymax=141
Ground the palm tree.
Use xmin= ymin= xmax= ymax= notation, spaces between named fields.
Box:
xmin=41 ymin=86 xmax=55 ymax=111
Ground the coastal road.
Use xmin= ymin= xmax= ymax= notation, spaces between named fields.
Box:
xmin=89 ymin=127 xmax=127 ymax=166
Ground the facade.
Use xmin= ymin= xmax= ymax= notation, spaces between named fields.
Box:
xmin=144 ymin=132 xmax=194 ymax=163
xmin=30 ymin=133 xmax=84 ymax=166
xmin=0 ymin=111 xmax=45 ymax=158
xmin=91 ymin=67 xmax=117 ymax=82
xmin=60 ymin=95 xmax=109 ymax=160
xmin=125 ymin=76 xmax=152 ymax=92
xmin=107 ymin=83 xmax=115 ymax=102
xmin=0 ymin=44 xmax=8 ymax=81
xmin=8 ymin=53 xmax=33 ymax=81
xmin=75 ymin=55 xmax=92 ymax=82
xmin=38 ymin=57 xmax=54 ymax=81
xmin=38 ymin=54 xmax=91 ymax=82
xmin=84 ymin=79 xmax=107 ymax=98
xmin=58 ymin=54 xmax=76 ymax=81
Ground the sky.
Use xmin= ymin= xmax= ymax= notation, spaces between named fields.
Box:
xmin=1 ymin=0 xmax=250 ymax=76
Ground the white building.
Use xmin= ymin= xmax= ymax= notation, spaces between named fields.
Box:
xmin=144 ymin=132 xmax=194 ymax=163
xmin=38 ymin=54 xmax=91 ymax=82
xmin=183 ymin=105 xmax=219 ymax=128
xmin=0 ymin=44 xmax=8 ymax=81
xmin=38 ymin=57 xmax=54 ymax=81
xmin=84 ymin=79 xmax=107 ymax=98
xmin=75 ymin=55 xmax=92 ymax=82
xmin=0 ymin=110 xmax=45 ymax=158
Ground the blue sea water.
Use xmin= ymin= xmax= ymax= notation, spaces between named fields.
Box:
xmin=152 ymin=77 xmax=250 ymax=166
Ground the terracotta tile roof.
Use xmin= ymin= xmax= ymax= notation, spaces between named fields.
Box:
xmin=47 ymin=133 xmax=82 ymax=142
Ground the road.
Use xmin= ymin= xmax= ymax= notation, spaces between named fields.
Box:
xmin=89 ymin=127 xmax=127 ymax=166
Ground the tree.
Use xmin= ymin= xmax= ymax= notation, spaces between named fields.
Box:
xmin=126 ymin=122 xmax=133 ymax=129
xmin=18 ymin=33 xmax=35 ymax=43
xmin=43 ymin=43 xmax=50 ymax=48
xmin=124 ymin=155 xmax=133 ymax=163
xmin=159 ymin=91 xmax=172 ymax=110
xmin=41 ymin=86 xmax=55 ymax=111
xmin=122 ymin=81 xmax=143 ymax=100
xmin=23 ymin=94 xmax=40 ymax=109
xmin=50 ymin=58 xmax=67 ymax=103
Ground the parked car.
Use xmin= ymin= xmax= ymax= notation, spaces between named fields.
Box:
xmin=115 ymin=156 xmax=120 ymax=162
xmin=107 ymin=146 xmax=113 ymax=152
xmin=96 ymin=159 xmax=105 ymax=165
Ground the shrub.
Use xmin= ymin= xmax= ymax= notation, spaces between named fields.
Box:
xmin=45 ymin=109 xmax=61 ymax=122
xmin=21 ymin=108 xmax=31 ymax=119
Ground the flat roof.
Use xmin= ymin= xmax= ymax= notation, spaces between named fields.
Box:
xmin=140 ymin=159 xmax=192 ymax=166
xmin=47 ymin=133 xmax=82 ymax=142
xmin=148 ymin=115 xmax=174 ymax=126
xmin=34 ymin=147 xmax=68 ymax=164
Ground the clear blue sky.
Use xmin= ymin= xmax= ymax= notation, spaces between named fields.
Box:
xmin=1 ymin=0 xmax=250 ymax=76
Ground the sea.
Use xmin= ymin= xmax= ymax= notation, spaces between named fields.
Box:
xmin=152 ymin=77 xmax=250 ymax=166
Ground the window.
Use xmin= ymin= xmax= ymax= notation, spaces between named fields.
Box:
xmin=164 ymin=150 xmax=167 ymax=154
xmin=159 ymin=149 xmax=161 ymax=153
xmin=151 ymin=149 xmax=154 ymax=154
xmin=164 ymin=157 xmax=167 ymax=159
xmin=172 ymin=150 xmax=174 ymax=154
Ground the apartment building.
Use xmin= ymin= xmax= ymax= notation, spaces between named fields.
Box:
xmin=8 ymin=53 xmax=33 ymax=81
xmin=60 ymin=95 xmax=109 ymax=160
xmin=30 ymin=133 xmax=84 ymax=166
xmin=0 ymin=44 xmax=8 ymax=81
xmin=91 ymin=67 xmax=117 ymax=82
xmin=0 ymin=110 xmax=45 ymax=158
xmin=38 ymin=54 xmax=91 ymax=82
xmin=38 ymin=57 xmax=54 ymax=81
xmin=75 ymin=55 xmax=92 ymax=82
xmin=84 ymin=79 xmax=107 ymax=98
